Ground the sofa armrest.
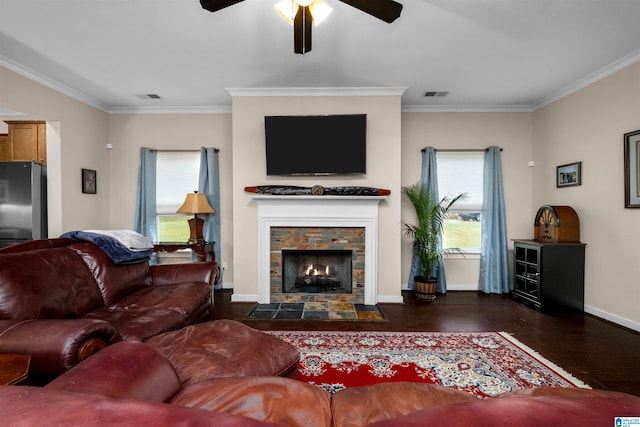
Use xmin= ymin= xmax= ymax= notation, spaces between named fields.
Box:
xmin=150 ymin=261 xmax=219 ymax=287
xmin=46 ymin=341 xmax=181 ymax=403
xmin=0 ymin=319 xmax=121 ymax=383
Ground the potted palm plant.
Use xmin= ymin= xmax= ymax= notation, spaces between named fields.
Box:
xmin=402 ymin=183 xmax=466 ymax=301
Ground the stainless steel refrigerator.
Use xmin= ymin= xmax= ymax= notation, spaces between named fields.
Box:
xmin=0 ymin=161 xmax=48 ymax=248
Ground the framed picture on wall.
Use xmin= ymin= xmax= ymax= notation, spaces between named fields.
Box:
xmin=82 ymin=169 xmax=97 ymax=194
xmin=556 ymin=162 xmax=582 ymax=188
xmin=624 ymin=129 xmax=640 ymax=208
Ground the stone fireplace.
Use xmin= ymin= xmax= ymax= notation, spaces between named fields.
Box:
xmin=249 ymin=194 xmax=387 ymax=304
xmin=271 ymin=228 xmax=365 ymax=303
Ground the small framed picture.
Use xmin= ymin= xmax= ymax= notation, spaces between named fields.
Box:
xmin=556 ymin=162 xmax=582 ymax=188
xmin=82 ymin=169 xmax=97 ymax=194
xmin=624 ymin=129 xmax=640 ymax=208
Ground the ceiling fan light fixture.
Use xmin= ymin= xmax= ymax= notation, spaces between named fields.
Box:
xmin=275 ymin=0 xmax=298 ymax=25
xmin=309 ymin=0 xmax=332 ymax=25
xmin=276 ymin=0 xmax=331 ymax=26
xmin=296 ymin=0 xmax=314 ymax=6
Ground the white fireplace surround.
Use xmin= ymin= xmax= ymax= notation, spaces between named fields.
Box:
xmin=250 ymin=194 xmax=387 ymax=305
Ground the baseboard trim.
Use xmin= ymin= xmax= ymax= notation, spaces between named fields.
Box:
xmin=220 ymin=281 xmax=233 ymax=290
xmin=446 ymin=284 xmax=479 ymax=291
xmin=377 ymin=295 xmax=404 ymax=304
xmin=231 ymin=293 xmax=258 ymax=302
xmin=584 ymin=304 xmax=640 ymax=333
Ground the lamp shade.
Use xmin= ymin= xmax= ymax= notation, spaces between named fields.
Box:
xmin=176 ymin=191 xmax=215 ymax=214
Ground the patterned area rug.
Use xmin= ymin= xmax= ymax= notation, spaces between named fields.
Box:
xmin=267 ymin=330 xmax=590 ymax=397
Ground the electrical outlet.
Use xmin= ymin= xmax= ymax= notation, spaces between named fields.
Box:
xmin=221 ymin=262 xmax=228 ymax=270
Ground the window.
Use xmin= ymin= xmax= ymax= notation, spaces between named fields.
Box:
xmin=436 ymin=151 xmax=484 ymax=252
xmin=156 ymin=151 xmax=200 ymax=241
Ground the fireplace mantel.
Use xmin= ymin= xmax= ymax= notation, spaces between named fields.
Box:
xmin=249 ymin=194 xmax=387 ymax=304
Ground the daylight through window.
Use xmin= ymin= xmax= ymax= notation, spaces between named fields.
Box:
xmin=436 ymin=151 xmax=484 ymax=252
xmin=156 ymin=151 xmax=200 ymax=241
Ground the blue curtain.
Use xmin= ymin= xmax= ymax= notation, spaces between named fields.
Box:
xmin=478 ymin=146 xmax=510 ymax=294
xmin=407 ymin=147 xmax=448 ymax=293
xmin=133 ymin=148 xmax=157 ymax=241
xmin=199 ymin=147 xmax=221 ymax=286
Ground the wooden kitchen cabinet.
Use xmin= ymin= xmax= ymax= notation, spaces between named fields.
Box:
xmin=1 ymin=121 xmax=47 ymax=164
xmin=0 ymin=134 xmax=8 ymax=161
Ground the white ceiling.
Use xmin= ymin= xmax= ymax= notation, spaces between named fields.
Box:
xmin=1 ymin=0 xmax=640 ymax=113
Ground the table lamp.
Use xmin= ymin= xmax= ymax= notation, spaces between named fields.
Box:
xmin=176 ymin=191 xmax=215 ymax=243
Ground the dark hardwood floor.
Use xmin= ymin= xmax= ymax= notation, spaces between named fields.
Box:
xmin=213 ymin=289 xmax=640 ymax=397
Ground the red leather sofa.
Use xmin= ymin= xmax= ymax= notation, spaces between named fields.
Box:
xmin=1 ymin=340 xmax=638 ymax=427
xmin=0 ymin=238 xmax=219 ymax=383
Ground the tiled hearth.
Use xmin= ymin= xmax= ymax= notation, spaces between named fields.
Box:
xmin=245 ymin=302 xmax=386 ymax=321
xmin=250 ymin=194 xmax=387 ymax=305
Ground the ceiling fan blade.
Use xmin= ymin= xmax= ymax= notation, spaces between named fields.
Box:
xmin=338 ymin=0 xmax=403 ymax=23
xmin=199 ymin=0 xmax=245 ymax=13
xmin=294 ymin=6 xmax=313 ymax=54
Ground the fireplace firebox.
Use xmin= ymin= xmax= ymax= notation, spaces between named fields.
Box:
xmin=282 ymin=249 xmax=352 ymax=294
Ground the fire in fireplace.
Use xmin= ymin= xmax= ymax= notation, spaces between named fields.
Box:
xmin=282 ymin=249 xmax=353 ymax=294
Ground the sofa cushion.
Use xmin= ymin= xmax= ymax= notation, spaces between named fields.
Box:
xmin=331 ymin=382 xmax=476 ymax=427
xmin=119 ymin=281 xmax=213 ymax=318
xmin=69 ymin=242 xmax=151 ymax=306
xmin=367 ymin=393 xmax=640 ymax=427
xmin=83 ymin=306 xmax=185 ymax=342
xmin=83 ymin=281 xmax=212 ymax=341
xmin=172 ymin=376 xmax=332 ymax=427
xmin=46 ymin=341 xmax=181 ymax=403
xmin=145 ymin=320 xmax=300 ymax=385
xmin=0 ymin=386 xmax=278 ymax=427
xmin=0 ymin=247 xmax=104 ymax=319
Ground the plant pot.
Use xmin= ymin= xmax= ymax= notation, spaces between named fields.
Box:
xmin=414 ymin=276 xmax=437 ymax=301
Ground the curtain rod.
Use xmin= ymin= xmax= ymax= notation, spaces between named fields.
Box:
xmin=421 ymin=148 xmax=502 ymax=152
xmin=149 ymin=148 xmax=219 ymax=153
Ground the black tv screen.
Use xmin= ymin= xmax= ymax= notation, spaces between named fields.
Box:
xmin=265 ymin=114 xmax=367 ymax=175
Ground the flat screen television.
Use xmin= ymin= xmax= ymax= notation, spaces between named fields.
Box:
xmin=265 ymin=114 xmax=367 ymax=176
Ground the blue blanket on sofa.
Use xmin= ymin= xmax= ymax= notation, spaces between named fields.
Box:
xmin=60 ymin=230 xmax=154 ymax=265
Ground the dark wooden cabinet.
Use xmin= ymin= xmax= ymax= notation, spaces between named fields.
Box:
xmin=512 ymin=239 xmax=585 ymax=313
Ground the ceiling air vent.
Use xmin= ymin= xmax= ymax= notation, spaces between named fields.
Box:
xmin=134 ymin=93 xmax=162 ymax=100
xmin=424 ymin=91 xmax=450 ymax=97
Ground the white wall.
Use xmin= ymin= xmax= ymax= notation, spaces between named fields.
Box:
xmin=230 ymin=93 xmax=403 ymax=303
xmin=532 ymin=61 xmax=640 ymax=330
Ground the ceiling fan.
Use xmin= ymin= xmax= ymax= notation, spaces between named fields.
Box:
xmin=199 ymin=0 xmax=403 ymax=54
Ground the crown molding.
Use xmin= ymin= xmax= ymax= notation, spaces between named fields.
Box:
xmin=401 ymin=104 xmax=534 ymax=113
xmin=108 ymin=105 xmax=232 ymax=114
xmin=226 ymin=87 xmax=408 ymax=97
xmin=532 ymin=48 xmax=640 ymax=110
xmin=0 ymin=55 xmax=110 ymax=113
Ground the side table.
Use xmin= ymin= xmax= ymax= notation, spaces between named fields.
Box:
xmin=153 ymin=241 xmax=215 ymax=262
xmin=0 ymin=353 xmax=31 ymax=385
